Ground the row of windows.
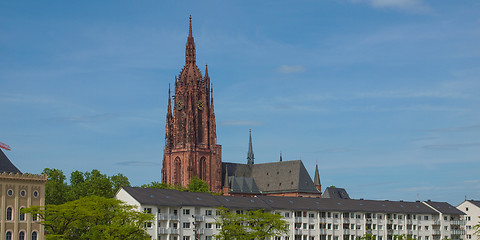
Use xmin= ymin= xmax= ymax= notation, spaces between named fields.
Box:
xmin=288 ymin=212 xmax=437 ymax=221
xmin=5 ymin=231 xmax=38 ymax=240
xmin=4 ymin=207 xmax=38 ymax=221
xmin=5 ymin=189 xmax=39 ymax=198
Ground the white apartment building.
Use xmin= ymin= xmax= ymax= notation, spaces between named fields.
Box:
xmin=456 ymin=200 xmax=480 ymax=240
xmin=116 ymin=187 xmax=465 ymax=240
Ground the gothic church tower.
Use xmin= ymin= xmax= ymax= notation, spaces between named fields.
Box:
xmin=162 ymin=17 xmax=222 ymax=192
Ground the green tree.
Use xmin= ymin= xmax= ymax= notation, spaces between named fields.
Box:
xmin=474 ymin=218 xmax=480 ymax=238
xmin=141 ymin=177 xmax=209 ymax=193
xmin=215 ymin=207 xmax=248 ymax=240
xmin=42 ymin=168 xmax=69 ymax=205
xmin=187 ymin=176 xmax=210 ymax=192
xmin=23 ymin=196 xmax=153 ymax=240
xmin=245 ymin=209 xmax=289 ymax=240
xmin=361 ymin=234 xmax=376 ymax=240
xmin=393 ymin=234 xmax=416 ymax=240
xmin=110 ymin=173 xmax=131 ymax=194
xmin=215 ymin=207 xmax=288 ymax=240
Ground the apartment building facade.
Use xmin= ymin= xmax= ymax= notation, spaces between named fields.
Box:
xmin=116 ymin=187 xmax=466 ymax=240
xmin=456 ymin=200 xmax=480 ymax=240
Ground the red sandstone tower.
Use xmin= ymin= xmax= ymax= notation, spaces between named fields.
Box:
xmin=162 ymin=17 xmax=222 ymax=192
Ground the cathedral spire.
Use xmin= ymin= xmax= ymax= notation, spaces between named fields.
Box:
xmin=247 ymin=129 xmax=254 ymax=165
xmin=314 ymin=164 xmax=321 ymax=192
xmin=185 ymin=15 xmax=196 ymax=65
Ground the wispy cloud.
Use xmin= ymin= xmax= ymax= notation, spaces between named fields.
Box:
xmin=276 ymin=65 xmax=306 ymax=73
xmin=350 ymin=0 xmax=431 ymax=13
xmin=423 ymin=143 xmax=480 ymax=150
xmin=53 ymin=113 xmax=116 ymax=123
xmin=116 ymin=161 xmax=161 ymax=166
xmin=427 ymin=125 xmax=480 ymax=132
xmin=220 ymin=120 xmax=265 ymax=126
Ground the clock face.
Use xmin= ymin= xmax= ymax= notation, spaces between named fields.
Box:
xmin=197 ymin=100 xmax=205 ymax=110
xmin=176 ymin=100 xmax=183 ymax=111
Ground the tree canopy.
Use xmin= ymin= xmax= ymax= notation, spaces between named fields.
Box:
xmin=43 ymin=168 xmax=131 ymax=205
xmin=23 ymin=196 xmax=153 ymax=240
xmin=215 ymin=207 xmax=288 ymax=240
xmin=141 ymin=176 xmax=211 ymax=193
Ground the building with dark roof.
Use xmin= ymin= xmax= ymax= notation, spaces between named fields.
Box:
xmin=0 ymin=149 xmax=47 ymax=240
xmin=322 ymin=187 xmax=351 ymax=199
xmin=456 ymin=200 xmax=480 ymax=240
xmin=116 ymin=187 xmax=466 ymax=240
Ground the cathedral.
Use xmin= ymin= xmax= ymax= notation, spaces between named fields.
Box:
xmin=161 ymin=17 xmax=323 ymax=197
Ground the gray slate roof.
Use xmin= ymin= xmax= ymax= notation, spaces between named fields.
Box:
xmin=322 ymin=187 xmax=350 ymax=199
xmin=120 ymin=187 xmax=443 ymax=214
xmin=0 ymin=149 xmax=22 ymax=174
xmin=424 ymin=200 xmax=466 ymax=215
xmin=467 ymin=200 xmax=480 ymax=208
xmin=222 ymin=160 xmax=320 ymax=194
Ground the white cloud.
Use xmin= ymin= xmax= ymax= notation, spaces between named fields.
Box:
xmin=276 ymin=65 xmax=306 ymax=73
xmin=351 ymin=0 xmax=431 ymax=12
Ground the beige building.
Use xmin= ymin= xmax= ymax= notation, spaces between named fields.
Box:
xmin=0 ymin=149 xmax=46 ymax=240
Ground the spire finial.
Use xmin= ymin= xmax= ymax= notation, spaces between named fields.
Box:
xmin=185 ymin=15 xmax=196 ymax=64
xmin=247 ymin=129 xmax=254 ymax=165
xmin=280 ymin=152 xmax=283 ymax=162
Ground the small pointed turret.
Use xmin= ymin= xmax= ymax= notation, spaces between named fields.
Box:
xmin=223 ymin=165 xmax=230 ymax=195
xmin=279 ymin=152 xmax=283 ymax=162
xmin=165 ymin=84 xmax=174 ymax=151
xmin=185 ymin=15 xmax=196 ymax=65
xmin=314 ymin=164 xmax=321 ymax=192
xmin=247 ymin=129 xmax=254 ymax=165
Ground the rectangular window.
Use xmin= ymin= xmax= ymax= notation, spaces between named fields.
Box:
xmin=425 ymin=226 xmax=429 ymax=230
xmin=304 ymin=223 xmax=308 ymax=229
xmin=356 ymin=214 xmax=361 ymax=219
xmin=310 ymin=224 xmax=315 ymax=229
xmin=351 ymin=224 xmax=355 ymax=229
xmin=183 ymin=222 xmax=191 ymax=228
xmin=309 ymin=213 xmax=315 ymax=218
xmin=285 ymin=212 xmax=290 ymax=218
xmin=334 ymin=224 xmax=339 ymax=230
xmin=328 ymin=224 xmax=332 ymax=230
xmin=144 ymin=208 xmax=152 ymax=214
xmin=183 ymin=209 xmax=190 ymax=215
xmin=206 ymin=223 xmax=212 ymax=229
xmin=183 ymin=237 xmax=190 ymax=240
xmin=444 ymin=226 xmax=448 ymax=230
xmin=145 ymin=222 xmax=152 ymax=228
xmin=378 ymin=215 xmax=383 ymax=219
xmin=205 ymin=210 xmax=212 ymax=216
xmin=216 ymin=224 xmax=221 ymax=229
xmin=206 ymin=236 xmax=212 ymax=240
xmin=334 ymin=213 xmax=339 ymax=219
xmin=379 ymin=225 xmax=383 ymax=230
xmin=424 ymin=216 xmax=428 ymax=220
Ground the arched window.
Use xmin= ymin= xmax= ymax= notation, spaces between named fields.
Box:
xmin=31 ymin=231 xmax=37 ymax=240
xmin=199 ymin=157 xmax=207 ymax=181
xmin=6 ymin=231 xmax=12 ymax=240
xmin=6 ymin=207 xmax=12 ymax=220
xmin=20 ymin=207 xmax=25 ymax=221
xmin=174 ymin=157 xmax=181 ymax=185
xmin=19 ymin=231 xmax=25 ymax=240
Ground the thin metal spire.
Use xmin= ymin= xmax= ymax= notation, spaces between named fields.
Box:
xmin=247 ymin=129 xmax=254 ymax=165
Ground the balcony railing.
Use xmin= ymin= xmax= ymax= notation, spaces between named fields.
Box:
xmin=432 ymin=230 xmax=441 ymax=235
xmin=158 ymin=228 xmax=179 ymax=235
xmin=432 ymin=220 xmax=441 ymax=225
xmin=451 ymin=230 xmax=466 ymax=235
xmin=158 ymin=214 xmax=179 ymax=221
xmin=195 ymin=215 xmax=205 ymax=221
xmin=450 ymin=220 xmax=465 ymax=225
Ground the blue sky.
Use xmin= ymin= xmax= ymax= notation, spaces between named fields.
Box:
xmin=1 ymin=0 xmax=479 ymax=205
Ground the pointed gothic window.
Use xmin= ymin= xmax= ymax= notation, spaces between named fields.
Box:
xmin=174 ymin=158 xmax=181 ymax=185
xmin=199 ymin=157 xmax=207 ymax=181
